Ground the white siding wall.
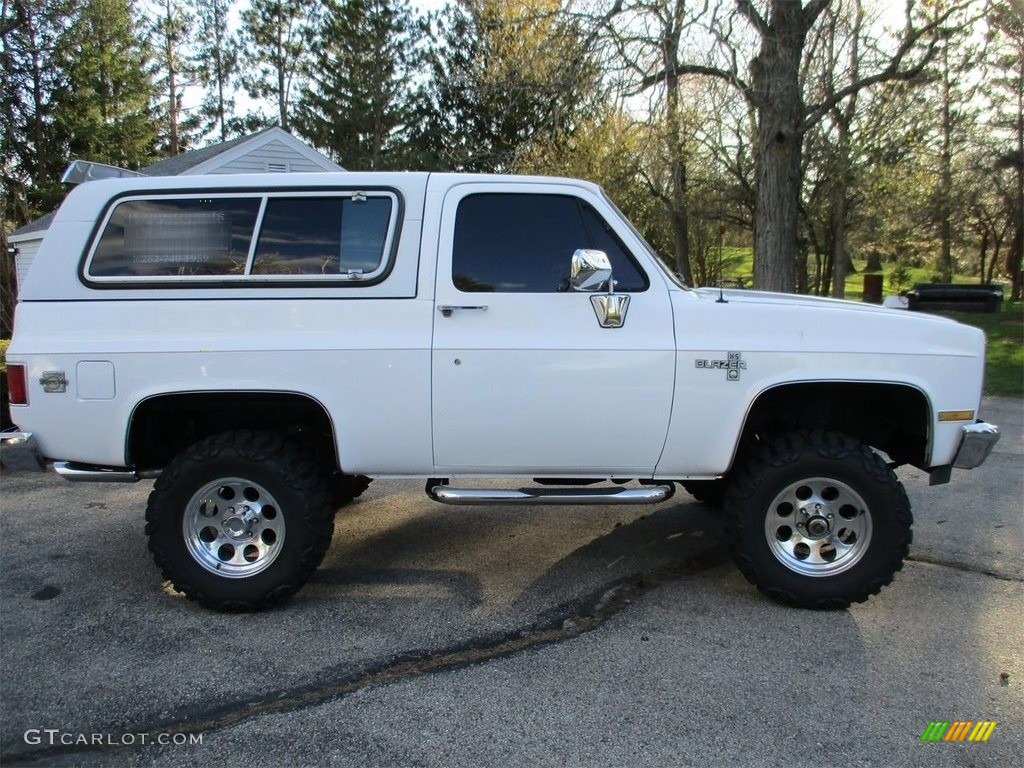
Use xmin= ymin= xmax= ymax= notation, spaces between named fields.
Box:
xmin=14 ymin=237 xmax=41 ymax=291
xmin=208 ymin=140 xmax=331 ymax=175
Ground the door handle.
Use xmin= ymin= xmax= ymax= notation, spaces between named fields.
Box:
xmin=438 ymin=305 xmax=488 ymax=317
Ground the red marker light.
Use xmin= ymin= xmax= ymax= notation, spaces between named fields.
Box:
xmin=7 ymin=364 xmax=28 ymax=405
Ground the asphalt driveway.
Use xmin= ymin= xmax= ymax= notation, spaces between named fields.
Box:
xmin=1 ymin=397 xmax=1020 ymax=767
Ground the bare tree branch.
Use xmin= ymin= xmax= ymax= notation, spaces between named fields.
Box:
xmin=735 ymin=0 xmax=769 ymax=36
xmin=803 ymin=0 xmax=832 ymax=29
xmin=802 ymin=1 xmax=977 ymax=130
xmin=632 ymin=62 xmax=751 ymax=98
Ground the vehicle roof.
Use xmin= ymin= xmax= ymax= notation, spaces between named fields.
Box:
xmin=61 ymin=171 xmax=603 ymax=196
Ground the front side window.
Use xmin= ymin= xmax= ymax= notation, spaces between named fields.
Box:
xmin=452 ymin=193 xmax=648 ymax=293
xmin=85 ymin=192 xmax=396 ymax=283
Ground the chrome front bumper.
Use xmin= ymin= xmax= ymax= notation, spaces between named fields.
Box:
xmin=952 ymin=421 xmax=1000 ymax=469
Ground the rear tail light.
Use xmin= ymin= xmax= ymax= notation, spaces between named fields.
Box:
xmin=7 ymin=364 xmax=28 ymax=405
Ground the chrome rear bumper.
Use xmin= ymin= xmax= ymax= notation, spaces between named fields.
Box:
xmin=0 ymin=431 xmax=46 ymax=470
xmin=1 ymin=432 xmax=158 ymax=481
xmin=0 ymin=430 xmax=34 ymax=447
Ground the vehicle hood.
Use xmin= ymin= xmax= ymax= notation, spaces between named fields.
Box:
xmin=694 ymin=287 xmax=909 ymax=315
xmin=683 ymin=287 xmax=984 ymax=358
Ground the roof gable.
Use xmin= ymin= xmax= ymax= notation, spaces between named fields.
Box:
xmin=9 ymin=127 xmax=344 ymax=238
xmin=174 ymin=127 xmax=343 ymax=175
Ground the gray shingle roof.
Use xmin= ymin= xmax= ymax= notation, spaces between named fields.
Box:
xmin=10 ymin=211 xmax=57 ymax=237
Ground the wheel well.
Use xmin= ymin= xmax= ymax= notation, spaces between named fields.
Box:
xmin=736 ymin=383 xmax=931 ymax=470
xmin=127 ymin=392 xmax=338 ymax=472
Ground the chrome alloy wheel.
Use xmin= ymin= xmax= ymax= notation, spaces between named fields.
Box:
xmin=763 ymin=477 xmax=873 ymax=577
xmin=182 ymin=478 xmax=286 ymax=578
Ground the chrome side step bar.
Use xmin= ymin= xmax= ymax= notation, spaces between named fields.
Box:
xmin=51 ymin=461 xmax=161 ymax=483
xmin=427 ymin=483 xmax=675 ymax=506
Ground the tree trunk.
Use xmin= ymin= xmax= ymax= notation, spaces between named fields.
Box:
xmin=217 ymin=54 xmax=227 ymax=141
xmin=821 ymin=242 xmax=833 ymax=296
xmin=987 ymin=233 xmax=1001 ymax=284
xmin=939 ymin=42 xmax=954 ymax=282
xmin=753 ymin=105 xmax=801 ymax=292
xmin=664 ymin=2 xmax=692 ymax=286
xmin=1015 ymin=50 xmax=1024 ymax=301
xmin=829 ymin=175 xmax=849 ymax=297
xmin=278 ymin=66 xmax=288 ymax=130
xmin=977 ymin=228 xmax=988 ymax=284
xmin=670 ymin=202 xmax=693 ymax=285
xmin=276 ymin=19 xmax=289 ymax=131
xmin=164 ymin=0 xmax=179 ymax=155
xmin=796 ymin=247 xmax=808 ymax=293
xmin=1010 ymin=219 xmax=1023 ymax=302
xmin=750 ymin=3 xmax=810 ymax=294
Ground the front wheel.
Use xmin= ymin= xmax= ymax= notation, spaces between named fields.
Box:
xmin=145 ymin=430 xmax=334 ymax=611
xmin=724 ymin=430 xmax=912 ymax=609
xmin=330 ymin=473 xmax=372 ymax=509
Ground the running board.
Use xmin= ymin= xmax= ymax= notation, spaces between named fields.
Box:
xmin=427 ymin=484 xmax=675 ymax=506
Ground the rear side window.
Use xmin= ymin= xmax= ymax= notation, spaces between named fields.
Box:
xmin=85 ymin=192 xmax=397 ymax=284
xmin=251 ymin=196 xmax=392 ymax=276
xmin=452 ymin=193 xmax=648 ymax=293
xmin=89 ymin=198 xmax=260 ymax=277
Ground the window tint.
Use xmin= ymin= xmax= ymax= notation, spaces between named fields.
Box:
xmin=251 ymin=196 xmax=392 ymax=276
xmin=452 ymin=193 xmax=647 ymax=292
xmin=90 ymin=198 xmax=261 ymax=277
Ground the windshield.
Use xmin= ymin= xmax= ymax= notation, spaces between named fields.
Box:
xmin=601 ymin=190 xmax=690 ymax=290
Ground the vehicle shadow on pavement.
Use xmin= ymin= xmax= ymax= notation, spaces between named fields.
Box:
xmin=304 ymin=490 xmax=731 ymax=630
xmin=507 ymin=501 xmax=730 ymax=616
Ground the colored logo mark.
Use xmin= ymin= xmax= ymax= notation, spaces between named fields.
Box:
xmin=920 ymin=721 xmax=997 ymax=742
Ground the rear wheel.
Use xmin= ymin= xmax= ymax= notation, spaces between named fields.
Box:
xmin=145 ymin=430 xmax=334 ymax=611
xmin=724 ymin=430 xmax=911 ymax=609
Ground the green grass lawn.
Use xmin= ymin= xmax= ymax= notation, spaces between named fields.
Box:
xmin=714 ymin=248 xmax=981 ymax=301
xmin=935 ymin=304 xmax=1024 ymax=398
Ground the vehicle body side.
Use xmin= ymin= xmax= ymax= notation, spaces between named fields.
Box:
xmin=6 ymin=172 xmax=984 ymax=480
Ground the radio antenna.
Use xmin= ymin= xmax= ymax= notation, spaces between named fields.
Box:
xmin=716 ymin=219 xmax=727 ymax=304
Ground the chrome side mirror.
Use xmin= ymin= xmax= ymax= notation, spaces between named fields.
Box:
xmin=570 ymin=248 xmax=629 ymax=328
xmin=570 ymin=249 xmax=612 ymax=292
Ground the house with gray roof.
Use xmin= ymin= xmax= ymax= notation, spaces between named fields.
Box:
xmin=7 ymin=127 xmax=344 ymax=291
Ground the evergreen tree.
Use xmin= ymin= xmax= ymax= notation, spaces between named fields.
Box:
xmin=191 ymin=0 xmax=238 ymax=141
xmin=420 ymin=0 xmax=599 ymax=172
xmin=238 ymin=0 xmax=317 ymax=131
xmin=294 ymin=0 xmax=425 ymax=169
xmin=1 ymin=0 xmax=78 ymax=223
xmin=150 ymin=0 xmax=195 ymax=155
xmin=56 ymin=0 xmax=159 ymax=169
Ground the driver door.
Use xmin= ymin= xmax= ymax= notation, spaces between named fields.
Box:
xmin=430 ymin=181 xmax=676 ymax=476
